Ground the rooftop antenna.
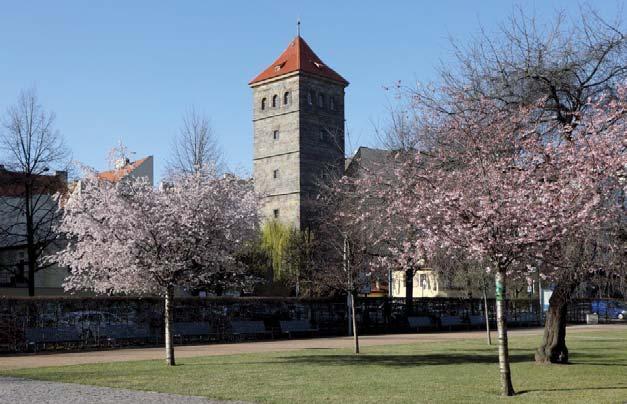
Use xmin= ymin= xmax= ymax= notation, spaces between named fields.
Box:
xmin=297 ymin=18 xmax=301 ymax=36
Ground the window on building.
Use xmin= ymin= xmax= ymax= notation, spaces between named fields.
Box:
xmin=318 ymin=93 xmax=324 ymax=107
xmin=261 ymin=98 xmax=267 ymax=110
xmin=419 ymin=273 xmax=431 ymax=290
xmin=283 ymin=91 xmax=291 ymax=105
xmin=307 ymin=91 xmax=313 ymax=105
xmin=273 ymin=169 xmax=279 ymax=179
xmin=272 ymin=95 xmax=278 ymax=108
xmin=0 ymin=269 xmax=11 ymax=286
xmin=330 ymin=97 xmax=336 ymax=111
xmin=273 ymin=209 xmax=280 ymax=218
xmin=273 ymin=130 xmax=279 ymax=140
xmin=319 ymin=129 xmax=325 ymax=141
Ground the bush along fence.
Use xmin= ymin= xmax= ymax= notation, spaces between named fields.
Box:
xmin=0 ymin=296 xmax=619 ymax=353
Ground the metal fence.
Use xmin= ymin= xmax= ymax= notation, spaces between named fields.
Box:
xmin=0 ymin=296 xmax=619 ymax=353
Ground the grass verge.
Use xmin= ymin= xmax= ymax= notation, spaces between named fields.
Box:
xmin=2 ymin=329 xmax=626 ymax=403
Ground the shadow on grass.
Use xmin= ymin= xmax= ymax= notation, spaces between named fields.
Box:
xmin=567 ymin=338 xmax=627 ymax=343
xmin=179 ymin=353 xmax=525 ymax=368
xmin=519 ymin=386 xmax=627 ymax=394
xmin=570 ymin=361 xmax=627 ymax=367
xmin=275 ymin=352 xmax=534 ymax=366
xmin=176 ymin=348 xmax=624 ymax=369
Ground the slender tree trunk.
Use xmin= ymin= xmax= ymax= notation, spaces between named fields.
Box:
xmin=495 ymin=268 xmax=515 ymax=396
xmin=405 ymin=267 xmax=414 ymax=316
xmin=343 ymin=236 xmax=352 ymax=337
xmin=350 ymin=292 xmax=360 ymax=354
xmin=25 ymin=188 xmax=36 ymax=297
xmin=535 ymin=278 xmax=578 ymax=364
xmin=164 ymin=285 xmax=175 ymax=366
xmin=295 ymin=272 xmax=300 ymax=297
xmin=482 ymin=283 xmax=491 ymax=345
xmin=346 ymin=294 xmax=353 ymax=336
xmin=26 ymin=241 xmax=36 ymax=296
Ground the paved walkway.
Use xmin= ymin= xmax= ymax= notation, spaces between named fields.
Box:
xmin=0 ymin=377 xmax=248 ymax=404
xmin=0 ymin=324 xmax=624 ymax=371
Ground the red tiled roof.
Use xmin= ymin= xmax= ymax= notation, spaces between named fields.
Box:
xmin=249 ymin=36 xmax=348 ymax=86
xmin=97 ymin=157 xmax=148 ymax=183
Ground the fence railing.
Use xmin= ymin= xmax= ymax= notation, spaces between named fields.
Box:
xmin=0 ymin=296 xmax=619 ymax=353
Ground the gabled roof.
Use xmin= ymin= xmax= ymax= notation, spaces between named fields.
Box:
xmin=345 ymin=147 xmax=395 ymax=177
xmin=249 ymin=36 xmax=348 ymax=86
xmin=97 ymin=157 xmax=150 ymax=183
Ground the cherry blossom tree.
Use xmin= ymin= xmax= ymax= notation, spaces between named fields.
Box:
xmin=409 ymin=6 xmax=626 ymax=365
xmin=532 ymin=90 xmax=627 ymax=363
xmin=312 ymin=173 xmax=389 ymax=354
xmin=56 ymin=172 xmax=258 ymax=366
xmin=362 ymin=85 xmax=625 ymax=395
xmin=342 ymin=148 xmax=425 ymax=315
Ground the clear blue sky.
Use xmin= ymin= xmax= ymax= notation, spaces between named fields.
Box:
xmin=0 ymin=1 xmax=622 ymax=180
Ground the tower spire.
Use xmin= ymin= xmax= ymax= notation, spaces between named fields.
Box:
xmin=297 ymin=18 xmax=301 ymax=37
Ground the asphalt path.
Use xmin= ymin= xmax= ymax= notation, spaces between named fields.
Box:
xmin=0 ymin=376 xmax=250 ymax=404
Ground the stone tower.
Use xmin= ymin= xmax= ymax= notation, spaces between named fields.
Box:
xmin=250 ymin=36 xmax=348 ymax=230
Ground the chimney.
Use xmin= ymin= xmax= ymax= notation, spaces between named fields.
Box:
xmin=54 ymin=170 xmax=68 ymax=183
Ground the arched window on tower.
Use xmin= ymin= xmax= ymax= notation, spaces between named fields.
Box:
xmin=318 ymin=93 xmax=324 ymax=108
xmin=307 ymin=91 xmax=313 ymax=105
xmin=272 ymin=95 xmax=278 ymax=108
xmin=283 ymin=91 xmax=291 ymax=106
xmin=330 ymin=97 xmax=336 ymax=111
xmin=261 ymin=98 xmax=267 ymax=110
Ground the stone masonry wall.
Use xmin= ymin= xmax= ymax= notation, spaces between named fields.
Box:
xmin=252 ymin=73 xmax=346 ymax=229
xmin=252 ymin=75 xmax=301 ymax=226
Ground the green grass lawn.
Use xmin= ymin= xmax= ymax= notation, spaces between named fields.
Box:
xmin=3 ymin=329 xmax=627 ymax=403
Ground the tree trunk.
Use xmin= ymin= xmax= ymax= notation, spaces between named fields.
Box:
xmin=495 ymin=268 xmax=515 ymax=396
xmin=346 ymin=293 xmax=353 ymax=336
xmin=25 ymin=188 xmax=36 ymax=297
xmin=164 ymin=285 xmax=175 ymax=366
xmin=535 ymin=278 xmax=578 ymax=364
xmin=350 ymin=292 xmax=360 ymax=354
xmin=405 ymin=267 xmax=415 ymax=316
xmin=26 ymin=243 xmax=36 ymax=297
xmin=483 ymin=284 xmax=491 ymax=345
xmin=295 ymin=272 xmax=300 ymax=297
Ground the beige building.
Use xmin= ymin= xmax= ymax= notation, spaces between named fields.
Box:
xmin=390 ymin=269 xmax=458 ymax=298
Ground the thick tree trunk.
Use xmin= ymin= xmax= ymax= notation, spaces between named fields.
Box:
xmin=535 ymin=278 xmax=578 ymax=364
xmin=495 ymin=269 xmax=515 ymax=396
xmin=483 ymin=284 xmax=491 ymax=345
xmin=350 ymin=292 xmax=360 ymax=354
xmin=164 ymin=285 xmax=175 ymax=366
xmin=405 ymin=267 xmax=414 ymax=316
